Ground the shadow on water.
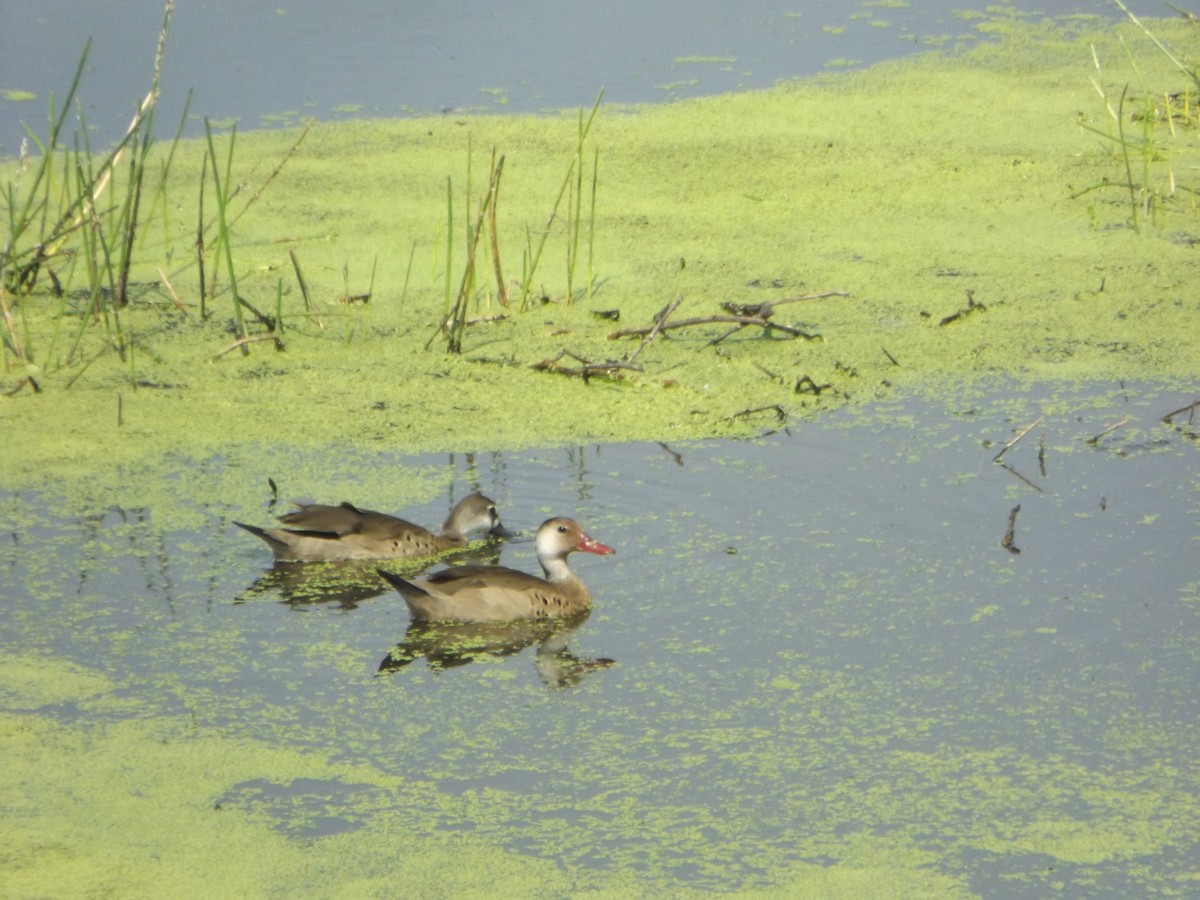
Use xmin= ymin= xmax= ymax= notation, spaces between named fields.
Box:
xmin=2 ymin=380 xmax=1198 ymax=894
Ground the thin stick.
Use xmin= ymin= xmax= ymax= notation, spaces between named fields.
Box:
xmin=197 ymin=150 xmax=207 ymax=317
xmin=212 ymin=333 xmax=283 ymax=359
xmin=0 ymin=290 xmax=24 ymax=360
xmin=1086 ymin=417 xmax=1131 ymax=445
xmin=628 ymin=295 xmax=683 ymax=364
xmin=157 ymin=267 xmax=185 ymax=312
xmin=531 ymin=348 xmax=642 ymax=380
xmin=992 ymin=415 xmax=1044 ymax=462
xmin=487 ymin=148 xmax=507 ymax=306
xmin=2 ymin=376 xmax=41 ymax=396
xmin=229 ymin=119 xmax=313 ymax=227
xmin=1161 ymin=398 xmax=1200 ymax=423
xmin=752 ymin=361 xmax=782 ymax=383
xmin=611 ymin=312 xmax=817 ymax=341
xmin=721 ymin=291 xmax=848 ymax=316
xmin=289 ymin=250 xmax=311 ymax=311
xmin=722 ymin=405 xmax=787 ymax=423
xmin=657 ymin=442 xmax=684 ymax=466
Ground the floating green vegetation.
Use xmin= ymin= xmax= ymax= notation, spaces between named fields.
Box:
xmin=0 ymin=11 xmax=1197 ymax=500
xmin=1 ymin=89 xmax=37 ymax=102
xmin=657 ymin=78 xmax=700 ymax=91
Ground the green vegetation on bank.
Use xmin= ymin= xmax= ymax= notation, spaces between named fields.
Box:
xmin=1 ymin=12 xmax=1197 ymax=501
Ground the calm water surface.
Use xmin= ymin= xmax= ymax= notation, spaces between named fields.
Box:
xmin=1 ymin=0 xmax=1126 ymax=152
xmin=3 ymin=382 xmax=1198 ymax=894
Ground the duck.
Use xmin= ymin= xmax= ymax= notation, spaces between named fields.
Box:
xmin=377 ymin=517 xmax=614 ymax=622
xmin=235 ymin=491 xmax=503 ymax=562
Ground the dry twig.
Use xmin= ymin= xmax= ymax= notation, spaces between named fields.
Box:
xmin=1161 ymin=398 xmax=1200 ymax=424
xmin=213 ymin=333 xmax=283 ymax=359
xmin=628 ymin=295 xmax=683 ymax=364
xmin=531 ymin=349 xmax=642 ymax=381
xmin=992 ymin=415 xmax=1044 ymax=462
xmin=1086 ymin=418 xmax=1131 ymax=445
xmin=722 ymin=404 xmax=788 ymax=423
xmin=611 ymin=313 xmax=817 ymax=343
xmin=157 ymin=267 xmax=186 ymax=313
xmin=610 ymin=291 xmax=839 ymax=345
xmin=939 ymin=290 xmax=986 ymax=327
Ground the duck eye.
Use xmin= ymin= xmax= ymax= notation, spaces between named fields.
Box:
xmin=557 ymin=524 xmax=568 ymax=533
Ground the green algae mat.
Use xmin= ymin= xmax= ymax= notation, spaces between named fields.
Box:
xmin=2 ymin=15 xmax=1198 ymax=487
xmin=2 ymin=11 xmax=1199 ymax=898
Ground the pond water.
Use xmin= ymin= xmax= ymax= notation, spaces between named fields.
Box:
xmin=0 ymin=0 xmax=1126 ymax=152
xmin=3 ymin=380 xmax=1198 ymax=894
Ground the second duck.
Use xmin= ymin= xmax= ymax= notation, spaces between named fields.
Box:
xmin=236 ymin=492 xmax=503 ymax=562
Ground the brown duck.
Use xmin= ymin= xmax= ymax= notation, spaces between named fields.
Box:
xmin=377 ymin=517 xmax=614 ymax=622
xmin=236 ymin=492 xmax=502 ymax=562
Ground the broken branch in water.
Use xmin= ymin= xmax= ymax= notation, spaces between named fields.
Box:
xmin=992 ymin=415 xmax=1044 ymax=462
xmin=795 ymin=374 xmax=834 ymax=396
xmin=938 ymin=290 xmax=986 ymax=327
xmin=1086 ymin=417 xmax=1131 ymax=445
xmin=657 ymin=442 xmax=684 ymax=466
xmin=721 ymin=404 xmax=788 ymax=423
xmin=611 ymin=313 xmax=818 ymax=343
xmin=3 ymin=376 xmax=41 ymax=397
xmin=157 ymin=267 xmax=186 ymax=313
xmin=628 ymin=294 xmax=683 ymax=364
xmin=753 ymin=361 xmax=783 ymax=383
xmin=610 ymin=292 xmax=835 ymax=345
xmin=531 ymin=349 xmax=642 ymax=381
xmin=213 ymin=333 xmax=284 ymax=359
xmin=1161 ymin=398 xmax=1200 ymax=424
xmin=1000 ymin=504 xmax=1021 ymax=554
xmin=718 ymin=290 xmax=847 ymax=318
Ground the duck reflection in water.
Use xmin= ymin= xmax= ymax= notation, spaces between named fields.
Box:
xmin=378 ymin=612 xmax=615 ymax=688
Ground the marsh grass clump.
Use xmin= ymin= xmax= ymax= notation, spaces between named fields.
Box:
xmin=431 ymin=89 xmax=606 ymax=354
xmin=1 ymin=4 xmax=180 ymax=379
xmin=1073 ymin=2 xmax=1199 ymax=232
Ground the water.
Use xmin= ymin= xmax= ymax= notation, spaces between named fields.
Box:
xmin=0 ymin=0 xmax=1126 ymax=153
xmin=3 ymin=381 xmax=1198 ymax=894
